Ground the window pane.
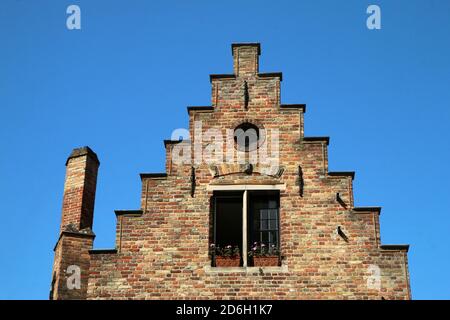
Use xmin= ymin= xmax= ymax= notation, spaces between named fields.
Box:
xmin=272 ymin=232 xmax=278 ymax=248
xmin=213 ymin=194 xmax=243 ymax=267
xmin=253 ymin=219 xmax=259 ymax=231
xmin=269 ymin=209 xmax=277 ymax=219
xmin=268 ymin=232 xmax=273 ymax=244
xmin=260 ymin=209 xmax=268 ymax=220
xmin=261 ymin=232 xmax=269 ymax=243
xmin=249 ymin=191 xmax=280 ymax=253
xmin=268 ymin=200 xmax=277 ymax=209
xmin=268 ymin=219 xmax=277 ymax=230
xmin=260 ymin=220 xmax=268 ymax=230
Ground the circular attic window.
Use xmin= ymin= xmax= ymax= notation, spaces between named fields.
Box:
xmin=234 ymin=122 xmax=260 ymax=152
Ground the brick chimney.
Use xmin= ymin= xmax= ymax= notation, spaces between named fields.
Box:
xmin=60 ymin=146 xmax=99 ymax=233
xmin=50 ymin=146 xmax=99 ymax=300
xmin=232 ymin=43 xmax=260 ymax=77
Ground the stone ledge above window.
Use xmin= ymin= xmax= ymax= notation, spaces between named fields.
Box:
xmin=203 ymin=264 xmax=289 ymax=274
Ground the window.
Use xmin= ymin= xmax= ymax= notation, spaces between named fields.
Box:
xmin=249 ymin=193 xmax=279 ymax=249
xmin=234 ymin=122 xmax=260 ymax=152
xmin=213 ymin=193 xmax=243 ymax=261
xmin=212 ymin=190 xmax=280 ymax=267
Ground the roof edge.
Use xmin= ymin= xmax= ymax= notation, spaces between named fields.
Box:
xmin=258 ymin=72 xmax=282 ymax=81
xmin=328 ymin=171 xmax=355 ymax=180
xmin=209 ymin=74 xmax=235 ymax=82
xmin=140 ymin=173 xmax=168 ymax=180
xmin=187 ymin=106 xmax=214 ymax=114
xmin=89 ymin=249 xmax=118 ymax=255
xmin=303 ymin=137 xmax=330 ymax=145
xmin=353 ymin=207 xmax=382 ymax=214
xmin=114 ymin=210 xmax=143 ymax=217
xmin=280 ymin=104 xmax=306 ymax=113
xmin=231 ymin=43 xmax=261 ymax=55
xmin=380 ymin=245 xmax=410 ymax=252
xmin=164 ymin=139 xmax=183 ymax=147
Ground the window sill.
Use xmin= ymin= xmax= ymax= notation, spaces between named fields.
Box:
xmin=203 ymin=264 xmax=289 ymax=274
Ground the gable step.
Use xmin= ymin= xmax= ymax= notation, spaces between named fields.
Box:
xmin=89 ymin=249 xmax=117 ymax=254
xmin=187 ymin=106 xmax=213 ymax=114
xmin=114 ymin=210 xmax=143 ymax=217
xmin=328 ymin=171 xmax=355 ymax=180
xmin=140 ymin=173 xmax=167 ymax=180
xmin=353 ymin=207 xmax=382 ymax=215
xmin=380 ymin=245 xmax=409 ymax=252
xmin=302 ymin=137 xmax=330 ymax=145
xmin=280 ymin=104 xmax=306 ymax=113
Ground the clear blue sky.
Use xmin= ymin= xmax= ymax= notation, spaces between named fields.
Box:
xmin=0 ymin=0 xmax=449 ymax=300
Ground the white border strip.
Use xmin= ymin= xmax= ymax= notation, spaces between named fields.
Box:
xmin=207 ymin=184 xmax=286 ymax=191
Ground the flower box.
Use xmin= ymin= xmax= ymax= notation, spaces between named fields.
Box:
xmin=215 ymin=256 xmax=241 ymax=267
xmin=210 ymin=244 xmax=241 ymax=267
xmin=252 ymin=256 xmax=279 ymax=267
xmin=248 ymin=242 xmax=280 ymax=267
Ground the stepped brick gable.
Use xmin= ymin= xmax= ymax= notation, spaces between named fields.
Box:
xmin=50 ymin=43 xmax=411 ymax=300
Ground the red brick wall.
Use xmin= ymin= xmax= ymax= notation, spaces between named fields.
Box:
xmin=51 ymin=233 xmax=94 ymax=300
xmin=54 ymin=43 xmax=411 ymax=300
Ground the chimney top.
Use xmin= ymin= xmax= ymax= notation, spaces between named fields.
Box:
xmin=231 ymin=43 xmax=261 ymax=76
xmin=65 ymin=146 xmax=100 ymax=166
xmin=231 ymin=43 xmax=261 ymax=55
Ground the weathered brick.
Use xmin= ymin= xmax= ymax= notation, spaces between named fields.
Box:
xmin=51 ymin=43 xmax=411 ymax=300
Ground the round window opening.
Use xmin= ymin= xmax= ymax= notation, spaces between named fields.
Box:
xmin=234 ymin=122 xmax=262 ymax=152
